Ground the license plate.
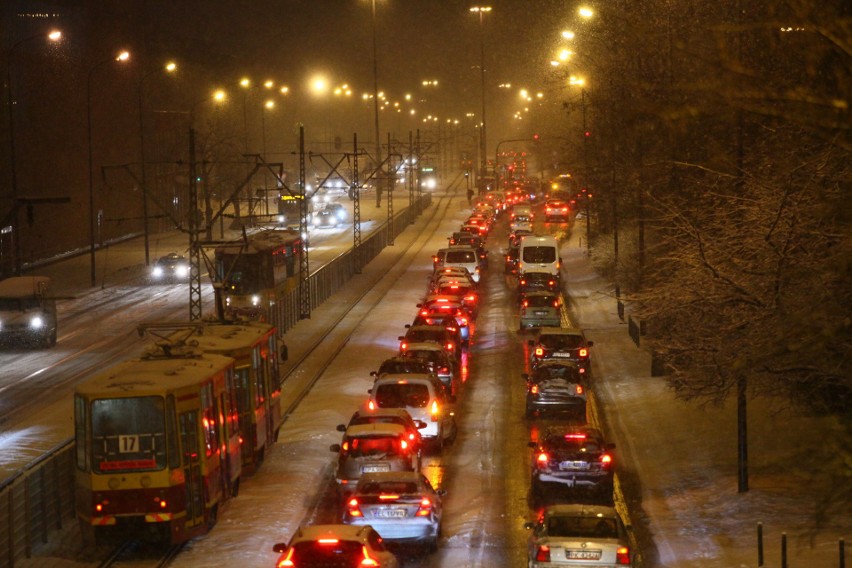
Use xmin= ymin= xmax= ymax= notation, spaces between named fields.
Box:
xmin=566 ymin=549 xmax=601 ymax=560
xmin=534 ymin=311 xmax=548 ymax=316
xmin=553 ymin=352 xmax=572 ymax=357
xmin=560 ymin=461 xmax=590 ymax=470
xmin=374 ymin=508 xmax=407 ymax=519
xmin=362 ymin=464 xmax=390 ymax=473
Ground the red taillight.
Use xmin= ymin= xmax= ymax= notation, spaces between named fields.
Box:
xmin=616 ymin=546 xmax=631 ymax=565
xmin=565 ymin=433 xmax=586 ymax=439
xmin=553 ymin=300 xmax=559 ymax=308
xmin=431 ymin=400 xmax=440 ymax=421
xmin=530 ymin=384 xmax=539 ymax=395
xmin=465 ymin=294 xmax=476 ymax=302
xmin=400 ymin=341 xmax=408 ymax=351
xmin=576 ymin=384 xmax=584 ymax=395
xmin=522 ymin=300 xmax=529 ymax=307
xmin=277 ymin=547 xmax=295 ymax=567
xmin=535 ymin=545 xmax=551 ymax=562
xmin=416 ymin=497 xmax=432 ymax=517
xmin=579 ymin=347 xmax=589 ymax=357
xmin=520 ymin=279 xmax=527 ymax=286
xmin=400 ymin=440 xmax=409 ymax=451
xmin=360 ymin=545 xmax=380 ymax=566
xmin=368 ymin=400 xmax=376 ymax=411
xmin=446 ymin=342 xmax=454 ymax=351
xmin=440 ymin=367 xmax=449 ymax=374
xmin=534 ymin=347 xmax=544 ymax=357
xmin=601 ymin=453 xmax=613 ymax=466
xmin=347 ymin=498 xmax=363 ymax=517
xmin=536 ymin=452 xmax=549 ymax=466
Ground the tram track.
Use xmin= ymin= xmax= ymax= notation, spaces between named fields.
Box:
xmin=98 ymin=540 xmax=186 ymax=568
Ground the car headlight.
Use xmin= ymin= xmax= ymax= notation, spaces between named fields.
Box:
xmin=251 ymin=295 xmax=260 ymax=306
xmin=175 ymin=265 xmax=189 ymax=278
xmin=30 ymin=316 xmax=44 ymax=329
xmin=152 ymin=266 xmax=164 ymax=278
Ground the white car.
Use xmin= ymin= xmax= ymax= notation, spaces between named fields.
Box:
xmin=524 ymin=504 xmax=634 ymax=567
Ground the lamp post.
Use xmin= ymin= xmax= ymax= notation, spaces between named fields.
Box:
xmin=88 ymin=50 xmax=130 ymax=287
xmin=370 ymin=0 xmax=382 ymax=207
xmin=5 ymin=29 xmax=62 ymax=276
xmin=261 ymin=99 xmax=275 ymax=215
xmin=138 ymin=61 xmax=176 ymax=267
xmin=470 ymin=5 xmax=492 ymax=187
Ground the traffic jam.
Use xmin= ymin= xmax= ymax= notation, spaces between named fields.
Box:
xmin=270 ymin=179 xmax=637 ymax=567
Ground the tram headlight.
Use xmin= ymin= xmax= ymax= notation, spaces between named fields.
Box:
xmin=251 ymin=295 xmax=261 ymax=306
xmin=225 ymin=296 xmax=231 ymax=306
xmin=277 ymin=214 xmax=285 ymax=224
xmin=29 ymin=316 xmax=44 ymax=330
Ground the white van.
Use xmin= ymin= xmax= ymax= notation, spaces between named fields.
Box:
xmin=518 ymin=235 xmax=560 ymax=277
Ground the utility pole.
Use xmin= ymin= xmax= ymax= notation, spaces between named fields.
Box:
xmin=298 ymin=126 xmax=310 ymax=320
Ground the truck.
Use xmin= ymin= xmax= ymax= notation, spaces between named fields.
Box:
xmin=0 ymin=276 xmax=57 ymax=348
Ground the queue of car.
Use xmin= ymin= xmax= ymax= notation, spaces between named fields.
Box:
xmin=272 ymin=199 xmax=494 ymax=566
xmin=495 ymin=180 xmax=636 ymax=567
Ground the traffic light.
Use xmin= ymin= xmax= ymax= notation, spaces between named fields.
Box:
xmin=533 ymin=133 xmax=540 ymax=142
xmin=584 ymin=130 xmax=591 ymax=138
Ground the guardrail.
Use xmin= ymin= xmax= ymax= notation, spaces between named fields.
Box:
xmin=0 ymin=195 xmax=431 ymax=567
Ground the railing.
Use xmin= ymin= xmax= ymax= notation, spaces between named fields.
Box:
xmin=0 ymin=195 xmax=431 ymax=567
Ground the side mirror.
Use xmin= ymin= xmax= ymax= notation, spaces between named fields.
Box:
xmin=414 ymin=420 xmax=427 ymax=429
xmin=272 ymin=543 xmax=288 ymax=553
xmin=523 ymin=522 xmax=535 ymax=530
xmin=398 ymin=336 xmax=405 ymax=341
xmin=329 ymin=444 xmax=341 ymax=453
xmin=521 ymin=373 xmax=529 ymax=380
xmin=607 ymin=442 xmax=616 ymax=450
xmin=367 ymin=388 xmax=373 ymax=394
xmin=278 ymin=340 xmax=289 ymax=363
xmin=370 ymin=371 xmax=378 ymax=377
xmin=436 ymin=489 xmax=448 ymax=497
xmin=587 ymin=340 xmax=595 ymax=347
xmin=528 ymin=441 xmax=537 ymax=448
xmin=336 ymin=424 xmax=346 ymax=432
xmin=527 ymin=339 xmax=535 ymax=346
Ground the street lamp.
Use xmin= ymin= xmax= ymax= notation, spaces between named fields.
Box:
xmin=88 ymin=50 xmax=130 ymax=287
xmin=5 ymin=29 xmax=62 ymax=276
xmin=138 ymin=60 xmax=177 ymax=267
xmin=470 ymin=5 xmax=492 ymax=187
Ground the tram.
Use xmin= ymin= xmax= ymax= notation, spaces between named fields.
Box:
xmin=74 ymin=342 xmax=240 ymax=544
xmin=141 ymin=320 xmax=284 ymax=474
xmin=214 ymin=229 xmax=302 ymax=326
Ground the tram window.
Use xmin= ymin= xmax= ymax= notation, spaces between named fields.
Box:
xmin=74 ymin=395 xmax=89 ymax=471
xmin=91 ymin=396 xmax=166 ymax=472
xmin=253 ymin=347 xmax=266 ymax=407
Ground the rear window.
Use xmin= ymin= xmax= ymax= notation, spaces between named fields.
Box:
xmin=446 ymin=250 xmax=476 ymax=263
xmin=291 ymin=540 xmax=364 ymax=563
xmin=406 ymin=329 xmax=445 ymax=343
xmin=525 ymin=295 xmax=557 ymax=308
xmin=543 ymin=434 xmax=601 ymax=453
xmin=346 ymin=436 xmax=403 ymax=457
xmin=375 ymin=383 xmax=431 ymax=408
xmin=359 ymin=481 xmax=419 ymax=495
xmin=379 ymin=360 xmax=430 ymax=374
xmin=546 ymin=516 xmax=618 ymax=539
xmin=522 ymin=246 xmax=556 ymax=263
xmin=540 ymin=334 xmax=583 ymax=349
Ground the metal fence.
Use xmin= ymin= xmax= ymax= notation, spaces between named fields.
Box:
xmin=0 ymin=195 xmax=431 ymax=567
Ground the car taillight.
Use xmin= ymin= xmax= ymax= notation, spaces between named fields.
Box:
xmin=465 ymin=295 xmax=476 ymax=302
xmin=400 ymin=341 xmax=408 ymax=351
xmin=548 ymin=280 xmax=555 ymax=286
xmin=431 ymin=400 xmax=440 ymax=421
xmin=535 ymin=545 xmax=551 ymax=562
xmin=579 ymin=347 xmax=588 ymax=357
xmin=576 ymin=385 xmax=584 ymax=395
xmin=400 ymin=440 xmax=409 ymax=451
xmin=367 ymin=400 xmax=376 ymax=411
xmin=536 ymin=452 xmax=549 ymax=467
xmin=553 ymin=300 xmax=559 ymax=307
xmin=522 ymin=300 xmax=529 ymax=307
xmin=415 ymin=497 xmax=432 ymax=517
xmin=360 ymin=545 xmax=380 ymax=567
xmin=520 ymin=279 xmax=527 ymax=286
xmin=534 ymin=347 xmax=544 ymax=357
xmin=346 ymin=498 xmax=363 ymax=517
xmin=616 ymin=546 xmax=630 ymax=565
xmin=530 ymin=385 xmax=539 ymax=395
xmin=601 ymin=453 xmax=613 ymax=466
xmin=446 ymin=342 xmax=454 ymax=351
xmin=277 ymin=547 xmax=295 ymax=567
xmin=460 ymin=317 xmax=468 ymax=326
xmin=440 ymin=367 xmax=449 ymax=374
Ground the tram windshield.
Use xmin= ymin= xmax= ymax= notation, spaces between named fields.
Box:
xmin=91 ymin=396 xmax=166 ymax=473
xmin=221 ymin=255 xmax=268 ymax=294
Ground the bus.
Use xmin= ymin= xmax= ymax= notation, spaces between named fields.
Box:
xmin=75 ymin=343 xmax=240 ymax=544
xmin=214 ymin=229 xmax=302 ymax=329
xmin=277 ymin=193 xmax=313 ymax=229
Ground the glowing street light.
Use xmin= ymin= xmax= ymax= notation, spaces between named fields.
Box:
xmin=470 ymin=5 xmax=493 ymax=181
xmin=579 ymin=6 xmax=594 ymax=18
xmin=562 ymin=30 xmax=575 ymax=40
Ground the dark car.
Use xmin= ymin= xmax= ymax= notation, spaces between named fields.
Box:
xmin=528 ymin=426 xmax=615 ymax=503
xmin=523 ymin=360 xmax=586 ymax=419
xmin=544 ymin=199 xmax=571 ymax=222
xmin=528 ymin=327 xmax=594 ymax=375
xmin=312 ymin=208 xmax=339 ymax=228
xmin=518 ymin=271 xmax=560 ymax=296
xmin=400 ymin=324 xmax=461 ymax=360
xmin=149 ymin=252 xmax=189 ymax=282
xmin=373 ymin=356 xmax=436 ymax=379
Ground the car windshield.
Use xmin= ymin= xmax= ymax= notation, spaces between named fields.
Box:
xmin=539 ymin=334 xmax=584 ymax=350
xmin=375 ymin=383 xmax=430 ymax=408
xmin=523 ymin=246 xmax=556 ymax=263
xmin=546 ymin=515 xmax=618 ymax=539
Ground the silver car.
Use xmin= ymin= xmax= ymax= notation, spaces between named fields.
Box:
xmin=330 ymin=423 xmax=419 ymax=496
xmin=520 ymin=291 xmax=563 ymax=330
xmin=342 ymin=471 xmax=445 ymax=551
xmin=524 ymin=504 xmax=634 ymax=567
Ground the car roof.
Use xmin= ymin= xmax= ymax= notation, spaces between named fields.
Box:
xmin=542 ymin=504 xmax=620 ymax=519
xmin=404 ymin=342 xmax=449 ymax=353
xmin=352 ymin=404 xmax=416 ymax=422
xmin=344 ymin=423 xmax=407 ymax=437
xmin=522 ymin=290 xmax=560 ymax=298
xmin=355 ymin=471 xmax=426 ymax=487
xmin=541 ymin=424 xmax=604 ymax=440
xmin=372 ymin=374 xmax=443 ymax=387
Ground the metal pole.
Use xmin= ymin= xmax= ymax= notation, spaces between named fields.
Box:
xmin=582 ymin=89 xmax=590 ymax=255
xmin=757 ymin=522 xmax=764 ymax=566
xmin=477 ymin=10 xmax=488 ymax=179
xmin=371 ymin=0 xmax=382 ymax=208
xmin=737 ymin=374 xmax=749 ymax=492
xmin=298 ymin=125 xmax=310 ymax=319
xmin=87 ymin=66 xmax=98 ymax=287
xmin=6 ymin=60 xmax=21 ymax=276
xmin=387 ymin=132 xmax=394 ymax=245
xmin=353 ymin=132 xmax=362 ymax=273
xmin=138 ymin=76 xmax=151 ymax=266
xmin=188 ymin=126 xmax=202 ymax=321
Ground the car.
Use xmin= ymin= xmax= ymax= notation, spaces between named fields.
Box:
xmin=524 ymin=504 xmax=633 ymax=567
xmin=431 ymin=280 xmax=479 ymax=317
xmin=545 ymin=199 xmax=571 ymax=222
xmin=399 ymin=324 xmax=460 ymax=361
xmin=436 ymin=246 xmax=481 ymax=282
xmin=149 ymin=252 xmax=189 ymax=282
xmin=448 ymin=233 xmax=487 ymax=266
xmin=272 ymin=524 xmax=400 ymax=567
xmin=413 ymin=305 xmax=471 ymax=343
xmin=337 ymin=405 xmax=427 ymax=462
xmin=518 ymin=235 xmax=560 ymax=277
xmin=368 ymin=374 xmax=456 ymax=450
xmin=528 ymin=327 xmax=594 ymax=375
xmin=520 ymin=291 xmax=562 ymax=330
xmin=511 ymin=215 xmax=533 ymax=234
xmin=400 ymin=342 xmax=458 ymax=396
xmin=325 ymin=202 xmax=347 ymax=221
xmin=528 ymin=426 xmax=615 ymax=502
xmin=330 ymin=423 xmax=419 ymax=495
xmin=519 ymin=271 xmax=560 ymax=295
xmin=342 ymin=471 xmax=446 ymax=551
xmin=373 ymin=357 xmax=436 ymax=380
xmin=312 ymin=208 xmax=339 ymax=228
xmin=523 ymin=360 xmax=586 ymax=419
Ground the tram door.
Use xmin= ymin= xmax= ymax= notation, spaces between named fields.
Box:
xmin=179 ymin=411 xmax=205 ymax=527
xmin=234 ymin=367 xmax=254 ymax=466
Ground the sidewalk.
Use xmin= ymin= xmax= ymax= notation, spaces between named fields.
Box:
xmin=560 ymin=219 xmax=849 ymax=568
